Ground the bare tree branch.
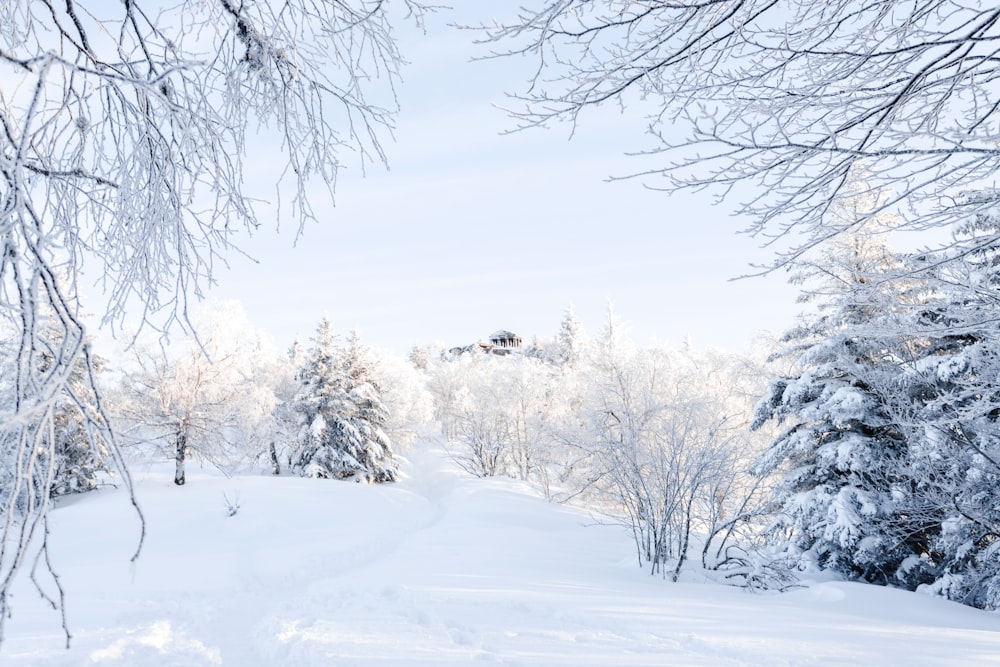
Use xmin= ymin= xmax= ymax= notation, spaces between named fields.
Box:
xmin=0 ymin=0 xmax=426 ymax=647
xmin=481 ymin=1 xmax=1000 ymax=270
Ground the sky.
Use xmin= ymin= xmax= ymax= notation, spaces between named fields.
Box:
xmin=161 ymin=4 xmax=804 ymax=356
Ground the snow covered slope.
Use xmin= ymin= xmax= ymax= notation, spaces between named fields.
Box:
xmin=4 ymin=447 xmax=1000 ymax=665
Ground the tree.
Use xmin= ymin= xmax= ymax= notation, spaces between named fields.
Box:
xmin=0 ymin=316 xmax=111 ymax=498
xmin=483 ymin=2 xmax=1000 ymax=267
xmin=263 ymin=340 xmax=305 ymax=476
xmin=427 ymin=348 xmax=563 ymax=485
xmin=291 ymin=321 xmax=397 ymax=483
xmin=484 ymin=0 xmax=1000 ymax=598
xmin=750 ymin=189 xmax=1000 ymax=607
xmin=117 ymin=302 xmax=279 ymax=485
xmin=338 ymin=330 xmax=398 ymax=482
xmin=750 ymin=197 xmax=938 ymax=587
xmin=556 ymin=304 xmax=586 ymax=368
xmin=366 ymin=346 xmax=434 ymax=451
xmin=0 ymin=0 xmax=423 ymax=644
xmin=0 ymin=308 xmax=131 ymax=646
xmin=887 ymin=201 xmax=1000 ymax=608
xmin=562 ymin=308 xmax=769 ymax=581
xmin=40 ymin=321 xmax=111 ymax=498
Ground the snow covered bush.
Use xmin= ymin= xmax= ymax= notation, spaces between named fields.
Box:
xmin=575 ymin=312 xmax=771 ymax=580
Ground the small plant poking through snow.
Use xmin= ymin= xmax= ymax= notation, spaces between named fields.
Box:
xmin=223 ymin=491 xmax=241 ymax=518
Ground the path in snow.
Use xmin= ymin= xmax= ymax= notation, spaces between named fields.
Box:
xmin=3 ymin=446 xmax=1000 ymax=665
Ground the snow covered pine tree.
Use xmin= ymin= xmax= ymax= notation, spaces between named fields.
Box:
xmin=753 ymin=192 xmax=1000 ymax=605
xmin=889 ymin=197 xmax=1000 ymax=608
xmin=0 ymin=317 xmax=110 ymax=503
xmin=291 ymin=320 xmax=397 ymax=483
xmin=750 ymin=203 xmax=934 ymax=588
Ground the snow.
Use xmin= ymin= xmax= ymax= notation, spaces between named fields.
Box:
xmin=5 ymin=447 xmax=1000 ymax=666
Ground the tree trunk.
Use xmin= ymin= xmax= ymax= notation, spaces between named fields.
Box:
xmin=174 ymin=430 xmax=186 ymax=486
xmin=673 ymin=500 xmax=694 ymax=583
xmin=269 ymin=441 xmax=281 ymax=475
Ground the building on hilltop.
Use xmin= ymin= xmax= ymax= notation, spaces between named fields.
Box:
xmin=488 ymin=330 xmax=522 ymax=351
xmin=448 ymin=330 xmax=523 ymax=358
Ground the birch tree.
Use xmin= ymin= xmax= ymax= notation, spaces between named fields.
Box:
xmin=0 ymin=0 xmax=423 ymax=644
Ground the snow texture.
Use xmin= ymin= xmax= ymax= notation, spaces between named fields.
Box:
xmin=4 ymin=446 xmax=1000 ymax=666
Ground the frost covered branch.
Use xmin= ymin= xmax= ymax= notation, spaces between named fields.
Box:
xmin=482 ymin=1 xmax=1000 ymax=267
xmin=0 ymin=0 xmax=424 ymax=647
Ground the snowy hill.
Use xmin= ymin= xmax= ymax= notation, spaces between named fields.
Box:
xmin=5 ymin=447 xmax=1000 ymax=666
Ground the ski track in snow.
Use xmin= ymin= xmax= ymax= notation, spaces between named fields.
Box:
xmin=3 ymin=446 xmax=1000 ymax=665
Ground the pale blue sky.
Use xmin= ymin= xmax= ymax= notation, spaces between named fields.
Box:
xmin=205 ymin=4 xmax=802 ymax=354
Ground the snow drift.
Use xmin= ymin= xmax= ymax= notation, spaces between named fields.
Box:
xmin=4 ymin=447 xmax=1000 ymax=666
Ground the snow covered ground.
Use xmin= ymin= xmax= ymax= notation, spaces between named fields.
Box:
xmin=4 ymin=446 xmax=1000 ymax=666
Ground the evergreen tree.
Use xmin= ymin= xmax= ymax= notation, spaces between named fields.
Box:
xmin=752 ymin=197 xmax=936 ymax=587
xmin=341 ymin=331 xmax=397 ymax=482
xmin=756 ymin=191 xmax=1000 ymax=607
xmin=291 ymin=321 xmax=397 ymax=482
xmin=891 ymin=200 xmax=1000 ymax=607
xmin=47 ymin=340 xmax=111 ymax=497
xmin=557 ymin=305 xmax=586 ymax=368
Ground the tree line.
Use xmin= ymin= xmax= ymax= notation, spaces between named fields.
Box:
xmin=12 ymin=234 xmax=1000 ymax=612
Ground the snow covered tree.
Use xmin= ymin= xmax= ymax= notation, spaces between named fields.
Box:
xmin=545 ymin=307 xmax=771 ymax=580
xmin=426 ymin=347 xmax=564 ymax=485
xmin=424 ymin=351 xmax=468 ymax=442
xmin=752 ymin=188 xmax=1000 ymax=607
xmin=502 ymin=357 xmax=559 ymax=484
xmin=259 ymin=340 xmax=305 ymax=476
xmin=884 ymin=198 xmax=1000 ymax=607
xmin=340 ymin=331 xmax=398 ymax=482
xmin=43 ymin=327 xmax=111 ymax=498
xmin=752 ymin=333 xmax=927 ymax=586
xmin=117 ymin=302 xmax=279 ymax=485
xmin=0 ymin=308 xmax=126 ymax=644
xmin=366 ymin=346 xmax=434 ymax=451
xmin=291 ymin=322 xmax=397 ymax=483
xmin=0 ymin=317 xmax=110 ymax=501
xmin=556 ymin=305 xmax=587 ymax=368
xmin=0 ymin=0 xmax=424 ymax=643
xmin=751 ymin=189 xmax=938 ymax=587
xmin=447 ymin=382 xmax=513 ymax=478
